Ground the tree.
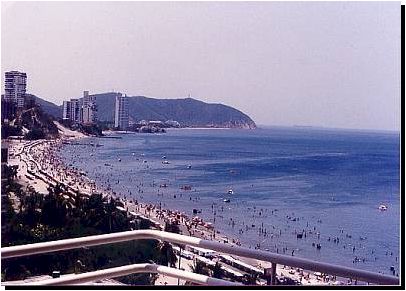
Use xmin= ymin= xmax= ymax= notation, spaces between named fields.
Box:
xmin=82 ymin=193 xmax=108 ymax=229
xmin=24 ymin=127 xmax=45 ymax=140
xmin=155 ymin=241 xmax=177 ymax=268
xmin=1 ymin=124 xmax=22 ymax=139
xmin=2 ymin=165 xmax=19 ymax=182
xmin=104 ymin=197 xmax=130 ymax=233
xmin=41 ymin=184 xmax=70 ymax=227
xmin=20 ymin=191 xmax=43 ymax=226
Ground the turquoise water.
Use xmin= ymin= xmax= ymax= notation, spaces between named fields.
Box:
xmin=59 ymin=127 xmax=400 ymax=275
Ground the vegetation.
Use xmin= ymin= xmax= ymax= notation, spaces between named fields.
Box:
xmin=77 ymin=123 xmax=103 ymax=136
xmin=20 ymin=107 xmax=59 ymax=139
xmin=1 ymin=166 xmax=175 ymax=285
xmin=1 ymin=124 xmax=22 ymax=139
xmin=24 ymin=127 xmax=46 ymax=140
xmin=96 ymin=121 xmax=114 ymax=131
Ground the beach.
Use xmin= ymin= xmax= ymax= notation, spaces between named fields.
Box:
xmin=6 ymin=126 xmax=399 ymax=285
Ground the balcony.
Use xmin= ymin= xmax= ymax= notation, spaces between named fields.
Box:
xmin=1 ymin=230 xmax=399 ymax=286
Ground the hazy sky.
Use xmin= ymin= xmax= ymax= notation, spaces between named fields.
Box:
xmin=1 ymin=1 xmax=401 ymax=131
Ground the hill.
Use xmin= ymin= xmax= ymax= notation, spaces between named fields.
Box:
xmin=33 ymin=93 xmax=257 ymax=129
xmin=30 ymin=94 xmax=63 ymax=119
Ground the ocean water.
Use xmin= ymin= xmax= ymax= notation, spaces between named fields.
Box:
xmin=58 ymin=127 xmax=400 ymax=275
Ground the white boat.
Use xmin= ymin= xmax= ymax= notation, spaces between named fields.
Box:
xmin=378 ymin=204 xmax=388 ymax=211
xmin=162 ymin=160 xmax=170 ymax=164
xmin=223 ymin=198 xmax=231 ymax=203
xmin=228 ymin=189 xmax=234 ymax=194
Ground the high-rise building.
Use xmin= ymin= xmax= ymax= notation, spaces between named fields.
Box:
xmin=114 ymin=93 xmax=129 ymax=130
xmin=61 ymin=92 xmax=96 ymax=125
xmin=4 ymin=71 xmax=27 ymax=109
xmin=70 ymin=99 xmax=81 ymax=123
xmin=62 ymin=101 xmax=71 ymax=120
xmin=82 ymin=91 xmax=97 ymax=124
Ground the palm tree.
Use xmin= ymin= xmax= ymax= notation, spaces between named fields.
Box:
xmin=103 ymin=197 xmax=131 ymax=233
xmin=72 ymin=191 xmax=85 ymax=215
xmin=41 ymin=184 xmax=71 ymax=227
xmin=82 ymin=193 xmax=107 ymax=229
xmin=20 ymin=191 xmax=43 ymax=226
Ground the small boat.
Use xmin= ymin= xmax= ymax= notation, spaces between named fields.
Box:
xmin=187 ymin=165 xmax=192 ymax=169
xmin=162 ymin=160 xmax=170 ymax=164
xmin=223 ymin=198 xmax=230 ymax=203
xmin=228 ymin=189 xmax=234 ymax=194
xmin=378 ymin=204 xmax=388 ymax=211
xmin=118 ymin=158 xmax=121 ymax=162
xmin=132 ymin=152 xmax=135 ymax=156
xmin=162 ymin=156 xmax=166 ymax=159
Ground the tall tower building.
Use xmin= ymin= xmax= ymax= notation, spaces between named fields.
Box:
xmin=4 ymin=71 xmax=27 ymax=109
xmin=114 ymin=93 xmax=129 ymax=130
xmin=62 ymin=101 xmax=71 ymax=120
xmin=81 ymin=91 xmax=97 ymax=124
xmin=70 ymin=99 xmax=81 ymax=123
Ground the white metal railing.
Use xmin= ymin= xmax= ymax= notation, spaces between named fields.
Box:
xmin=4 ymin=263 xmax=241 ymax=286
xmin=1 ymin=229 xmax=400 ymax=285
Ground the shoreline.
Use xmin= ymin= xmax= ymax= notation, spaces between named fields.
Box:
xmin=6 ymin=128 xmax=351 ymax=286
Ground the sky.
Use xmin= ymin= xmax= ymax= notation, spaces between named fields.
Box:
xmin=1 ymin=1 xmax=401 ymax=131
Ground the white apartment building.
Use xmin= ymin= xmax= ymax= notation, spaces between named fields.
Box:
xmin=62 ymin=91 xmax=96 ymax=124
xmin=4 ymin=71 xmax=27 ymax=109
xmin=114 ymin=93 xmax=129 ymax=130
xmin=62 ymin=101 xmax=71 ymax=120
xmin=82 ymin=91 xmax=97 ymax=124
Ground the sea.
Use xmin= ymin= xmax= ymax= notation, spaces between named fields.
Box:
xmin=58 ymin=126 xmax=400 ymax=276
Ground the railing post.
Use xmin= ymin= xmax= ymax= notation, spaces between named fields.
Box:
xmin=264 ymin=263 xmax=277 ymax=285
xmin=177 ymin=245 xmax=182 ymax=285
xmin=271 ymin=263 xmax=277 ymax=285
